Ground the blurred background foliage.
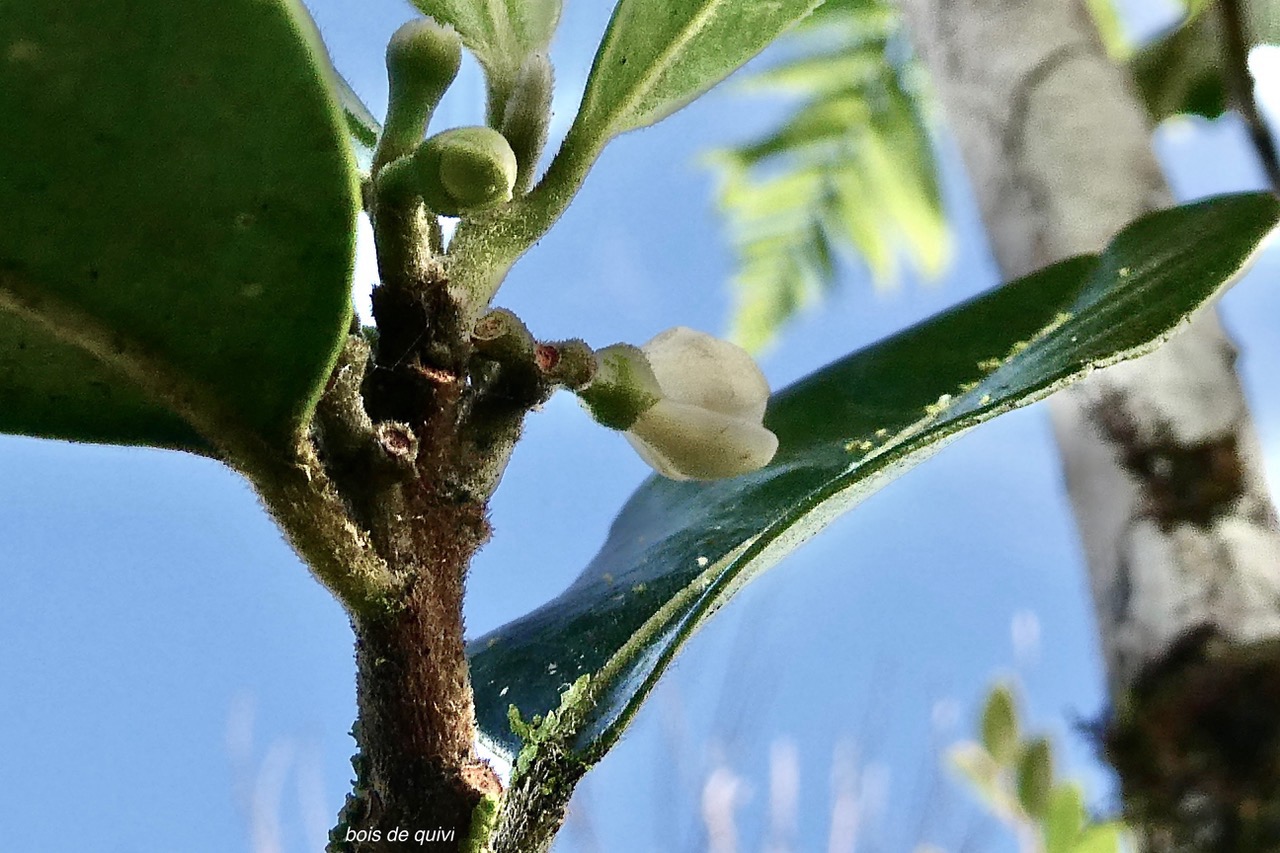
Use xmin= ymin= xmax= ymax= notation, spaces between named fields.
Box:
xmin=707 ymin=0 xmax=948 ymax=352
xmin=710 ymin=0 xmax=1280 ymax=351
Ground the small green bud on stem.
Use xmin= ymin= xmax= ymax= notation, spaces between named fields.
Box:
xmin=372 ymin=18 xmax=462 ymax=175
xmin=415 ymin=127 xmax=519 ymax=217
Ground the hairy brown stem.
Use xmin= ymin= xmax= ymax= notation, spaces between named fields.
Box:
xmin=311 ymin=169 xmax=518 ymax=849
xmin=336 ymin=480 xmax=499 ymax=851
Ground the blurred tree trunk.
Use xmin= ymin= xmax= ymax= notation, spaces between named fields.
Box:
xmin=895 ymin=0 xmax=1280 ymax=848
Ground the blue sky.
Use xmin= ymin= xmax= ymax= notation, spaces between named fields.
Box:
xmin=3 ymin=1 xmax=1279 ymax=851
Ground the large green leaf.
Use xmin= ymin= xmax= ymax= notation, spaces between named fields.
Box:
xmin=572 ymin=0 xmax=824 ymax=146
xmin=469 ymin=194 xmax=1278 ymax=767
xmin=0 ymin=0 xmax=359 ymax=452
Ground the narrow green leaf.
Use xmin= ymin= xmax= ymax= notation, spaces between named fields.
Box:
xmin=981 ymin=683 xmax=1021 ymax=766
xmin=1071 ymin=822 xmax=1127 ymax=853
xmin=740 ymin=46 xmax=887 ymax=94
xmin=1044 ymin=783 xmax=1088 ymax=853
xmin=1017 ymin=737 xmax=1055 ymax=819
xmin=573 ymin=0 xmax=824 ymax=144
xmin=0 ymin=0 xmax=359 ymax=452
xmin=1083 ymin=0 xmax=1133 ymax=59
xmin=469 ymin=194 xmax=1279 ymax=770
xmin=803 ymin=0 xmax=896 ymax=31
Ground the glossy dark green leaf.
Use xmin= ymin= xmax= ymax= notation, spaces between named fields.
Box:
xmin=0 ymin=0 xmax=359 ymax=452
xmin=573 ymin=0 xmax=824 ymax=145
xmin=469 ymin=194 xmax=1279 ymax=767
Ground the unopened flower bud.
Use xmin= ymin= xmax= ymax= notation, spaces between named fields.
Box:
xmin=580 ymin=327 xmax=779 ymax=481
xmin=414 ymin=126 xmax=518 ymax=216
xmin=499 ymin=53 xmax=554 ymax=194
xmin=372 ymin=18 xmax=462 ymax=173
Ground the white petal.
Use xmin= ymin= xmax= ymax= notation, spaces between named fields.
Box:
xmin=641 ymin=327 xmax=770 ymax=420
xmin=625 ymin=399 xmax=779 ymax=481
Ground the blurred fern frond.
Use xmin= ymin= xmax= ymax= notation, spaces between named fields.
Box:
xmin=709 ymin=0 xmax=950 ymax=351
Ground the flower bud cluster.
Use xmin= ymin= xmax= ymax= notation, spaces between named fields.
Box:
xmin=373 ymin=17 xmax=524 ymax=218
xmin=369 ymin=23 xmax=777 ymax=481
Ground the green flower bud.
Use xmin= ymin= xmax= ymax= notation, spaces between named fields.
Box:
xmin=372 ymin=18 xmax=462 ymax=174
xmin=499 ymin=53 xmax=554 ymax=194
xmin=414 ymin=126 xmax=518 ymax=216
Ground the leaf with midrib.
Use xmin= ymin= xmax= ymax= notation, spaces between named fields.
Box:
xmin=468 ymin=194 xmax=1279 ymax=767
xmin=572 ymin=0 xmax=824 ymax=146
xmin=0 ymin=0 xmax=359 ymax=453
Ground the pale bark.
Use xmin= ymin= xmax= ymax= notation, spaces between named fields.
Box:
xmin=896 ymin=0 xmax=1280 ymax=846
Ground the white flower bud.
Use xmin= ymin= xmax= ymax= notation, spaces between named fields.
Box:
xmin=624 ymin=327 xmax=778 ymax=481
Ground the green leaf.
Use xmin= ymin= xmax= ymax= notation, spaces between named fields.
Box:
xmin=981 ymin=683 xmax=1021 ymax=766
xmin=0 ymin=0 xmax=359 ymax=453
xmin=1017 ymin=737 xmax=1055 ymax=819
xmin=572 ymin=0 xmax=824 ymax=145
xmin=469 ymin=194 xmax=1280 ymax=770
xmin=1129 ymin=0 xmax=1280 ymax=123
xmin=1132 ymin=10 xmax=1229 ymax=122
xmin=333 ymin=71 xmax=382 ymax=172
xmin=740 ymin=45 xmax=888 ymax=94
xmin=1071 ymin=822 xmax=1127 ymax=853
xmin=1044 ymin=783 xmax=1088 ymax=853
xmin=409 ymin=0 xmax=561 ymax=113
